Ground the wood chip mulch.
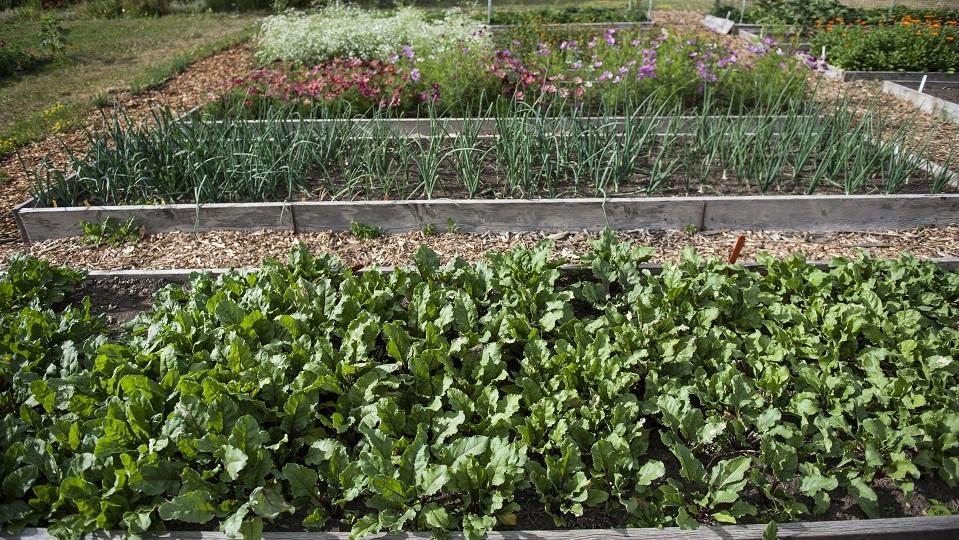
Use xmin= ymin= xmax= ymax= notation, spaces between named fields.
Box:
xmin=2 ymin=13 xmax=958 ymax=271
xmin=17 ymin=226 xmax=959 ymax=270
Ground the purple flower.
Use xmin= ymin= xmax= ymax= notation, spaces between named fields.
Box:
xmin=560 ymin=40 xmax=568 ymax=50
xmin=696 ymin=61 xmax=717 ymax=82
xmin=618 ymin=65 xmax=629 ymax=75
xmin=630 ymin=38 xmax=641 ymax=46
xmin=410 ymin=68 xmax=421 ymax=81
xmin=593 ymin=61 xmax=603 ymax=68
xmin=717 ymin=54 xmax=737 ymax=68
xmin=598 ymin=70 xmax=613 ymax=81
xmin=402 ymin=45 xmax=415 ymax=59
xmin=571 ymin=61 xmax=584 ymax=69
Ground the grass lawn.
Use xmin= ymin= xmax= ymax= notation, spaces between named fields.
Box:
xmin=0 ymin=12 xmax=257 ymax=156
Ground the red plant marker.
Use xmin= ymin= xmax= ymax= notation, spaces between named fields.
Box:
xmin=727 ymin=235 xmax=746 ymax=264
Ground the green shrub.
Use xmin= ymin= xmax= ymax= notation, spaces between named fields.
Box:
xmin=489 ymin=6 xmax=648 ymax=25
xmin=203 ymin=0 xmax=270 ymax=11
xmin=810 ymin=23 xmax=959 ymax=72
xmin=0 ymin=40 xmax=47 ymax=79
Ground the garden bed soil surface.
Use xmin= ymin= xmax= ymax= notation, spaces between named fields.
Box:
xmin=14 ymin=225 xmax=959 ymax=271
xmin=902 ymin=82 xmax=959 ymax=105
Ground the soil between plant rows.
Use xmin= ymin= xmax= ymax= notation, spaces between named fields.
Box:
xmin=902 ymin=82 xmax=959 ymax=105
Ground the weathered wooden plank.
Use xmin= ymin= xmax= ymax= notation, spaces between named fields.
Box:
xmin=822 ymin=64 xmax=959 ymax=83
xmin=291 ymin=198 xmax=707 ymax=233
xmin=703 ymin=195 xmax=959 ymax=231
xmin=15 ymin=195 xmax=959 ymax=243
xmin=486 ymin=21 xmax=654 ymax=32
xmin=882 ymin=81 xmax=959 ymax=125
xmin=78 ymin=257 xmax=959 ymax=282
xmin=16 ymin=202 xmax=294 ymax=243
xmin=11 ymin=515 xmax=959 ymax=539
xmin=188 ymin=115 xmax=824 ymax=138
xmin=703 ymin=15 xmax=735 ymax=34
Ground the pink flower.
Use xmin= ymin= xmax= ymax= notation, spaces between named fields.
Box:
xmin=598 ymin=70 xmax=612 ymax=81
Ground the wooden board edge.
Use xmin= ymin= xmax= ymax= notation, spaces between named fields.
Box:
xmin=881 ymin=81 xmax=959 ymax=126
xmin=13 ymin=195 xmax=959 ymax=242
xmin=72 ymin=256 xmax=959 ymax=282
xmin=9 ymin=515 xmax=959 ymax=539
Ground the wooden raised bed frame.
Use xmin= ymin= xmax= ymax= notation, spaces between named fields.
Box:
xmin=11 ymin=194 xmax=959 ymax=243
xmin=10 ymin=514 xmax=959 ymax=539
xmin=882 ymin=81 xmax=959 ymax=125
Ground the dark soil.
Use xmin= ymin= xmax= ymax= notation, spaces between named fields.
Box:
xmin=903 ymin=81 xmax=959 ymax=105
xmin=299 ymin=140 xmax=939 ymax=203
xmin=70 ymin=277 xmax=166 ymax=330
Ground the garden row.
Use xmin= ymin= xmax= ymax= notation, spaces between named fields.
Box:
xmin=244 ymin=5 xmax=797 ymax=119
xmin=2 ymin=238 xmax=959 ymax=538
xmin=708 ymin=0 xmax=959 ymax=74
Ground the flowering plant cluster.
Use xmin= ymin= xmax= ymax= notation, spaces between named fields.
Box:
xmin=809 ymin=17 xmax=959 ymax=72
xmin=255 ymin=6 xmax=491 ymax=65
xmin=229 ymin=25 xmax=805 ymax=117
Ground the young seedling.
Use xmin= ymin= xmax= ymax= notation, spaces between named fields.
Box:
xmin=350 ymin=221 xmax=384 ymax=239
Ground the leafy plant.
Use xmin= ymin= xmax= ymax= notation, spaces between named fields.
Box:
xmin=79 ymin=217 xmax=143 ymax=246
xmin=488 ymin=6 xmax=648 ymax=25
xmin=39 ymin=14 xmax=68 ymax=61
xmin=350 ymin=220 xmax=384 ymax=239
xmin=810 ymin=22 xmax=959 ymax=72
xmin=1 ymin=243 xmax=959 ymax=539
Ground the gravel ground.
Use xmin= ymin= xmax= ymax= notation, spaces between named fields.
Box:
xmin=2 ymin=14 xmax=958 ymax=270
xmin=17 ymin=226 xmax=959 ymax=270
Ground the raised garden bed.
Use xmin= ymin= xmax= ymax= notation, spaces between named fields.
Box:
xmin=702 ymin=15 xmax=797 ymax=37
xmin=13 ymin=195 xmax=959 ymax=243
xmin=823 ymin=67 xmax=959 ymax=83
xmin=882 ymin=80 xmax=959 ymax=125
xmin=2 ymin=249 xmax=959 ymax=539
xmin=16 ymin=103 xmax=959 ymax=242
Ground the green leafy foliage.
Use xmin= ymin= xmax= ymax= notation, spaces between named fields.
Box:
xmin=489 ymin=6 xmax=648 ymax=25
xmin=350 ymin=221 xmax=384 ymax=239
xmin=810 ymin=24 xmax=959 ymax=73
xmin=2 ymin=239 xmax=959 ymax=538
xmin=80 ymin=217 xmax=143 ymax=247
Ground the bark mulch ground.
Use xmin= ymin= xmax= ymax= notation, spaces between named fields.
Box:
xmin=24 ymin=226 xmax=959 ymax=270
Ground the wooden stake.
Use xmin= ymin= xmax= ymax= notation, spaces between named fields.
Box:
xmin=727 ymin=234 xmax=746 ymax=264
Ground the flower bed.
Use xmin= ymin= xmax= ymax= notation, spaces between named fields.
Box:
xmin=712 ymin=0 xmax=959 ymax=30
xmin=809 ymin=17 xmax=959 ymax=73
xmin=2 ymin=244 xmax=959 ymax=539
xmin=255 ymin=6 xmax=488 ymax=66
xmin=222 ymin=22 xmax=804 ymax=118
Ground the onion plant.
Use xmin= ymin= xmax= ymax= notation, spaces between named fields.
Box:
xmin=31 ymin=93 xmax=955 ymax=208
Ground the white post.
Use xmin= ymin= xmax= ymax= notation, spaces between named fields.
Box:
xmin=919 ymin=74 xmax=928 ymax=93
xmin=647 ymin=0 xmax=653 ymax=22
xmin=487 ymin=0 xmax=492 ymax=25
xmin=739 ymin=0 xmax=746 ymax=24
